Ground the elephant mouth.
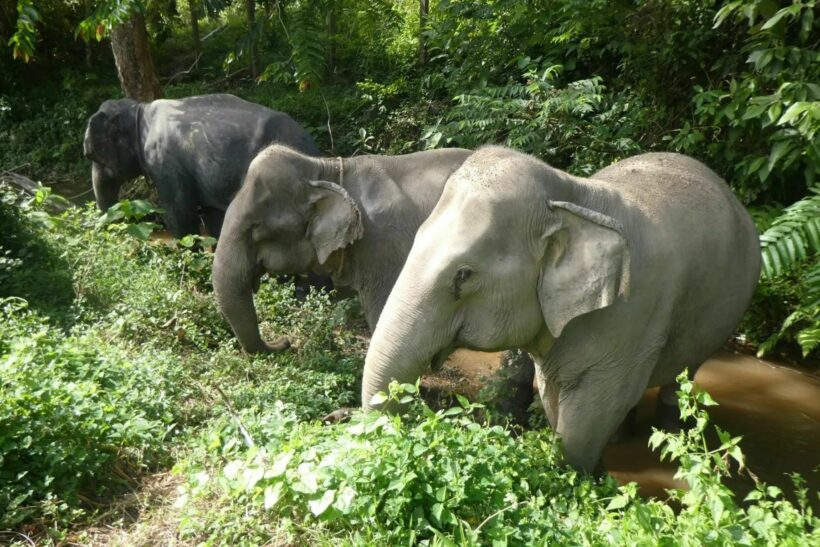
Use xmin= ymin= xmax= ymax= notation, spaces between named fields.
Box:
xmin=431 ymin=345 xmax=456 ymax=372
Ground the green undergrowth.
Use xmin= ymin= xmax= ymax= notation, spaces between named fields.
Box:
xmin=1 ymin=187 xmax=817 ymax=543
xmin=175 ymin=380 xmax=818 ymax=546
xmin=0 ymin=299 xmax=185 ymax=527
xmin=0 ymin=187 xmax=362 ymax=536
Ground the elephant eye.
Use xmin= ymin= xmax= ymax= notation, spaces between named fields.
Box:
xmin=452 ymin=267 xmax=473 ymax=299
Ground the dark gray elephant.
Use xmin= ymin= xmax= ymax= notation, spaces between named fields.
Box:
xmin=362 ymin=147 xmax=760 ymax=472
xmin=83 ymin=94 xmax=320 ymax=238
xmin=212 ymin=145 xmax=473 ymax=354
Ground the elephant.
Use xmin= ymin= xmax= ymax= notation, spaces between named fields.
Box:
xmin=362 ymin=146 xmax=760 ymax=473
xmin=212 ymin=144 xmax=474 ymax=354
xmin=83 ymin=93 xmax=320 ymax=239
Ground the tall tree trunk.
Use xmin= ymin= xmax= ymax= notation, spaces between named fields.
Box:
xmin=419 ymin=0 xmax=429 ymax=65
xmin=245 ymin=0 xmax=258 ymax=78
xmin=84 ymin=0 xmax=93 ymax=68
xmin=110 ymin=11 xmax=161 ymax=101
xmin=0 ymin=0 xmax=16 ymax=44
xmin=189 ymin=0 xmax=201 ymax=56
xmin=327 ymin=0 xmax=337 ymax=79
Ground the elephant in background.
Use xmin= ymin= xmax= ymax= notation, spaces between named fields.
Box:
xmin=362 ymin=147 xmax=760 ymax=472
xmin=212 ymin=145 xmax=473 ymax=354
xmin=83 ymin=93 xmax=320 ymax=238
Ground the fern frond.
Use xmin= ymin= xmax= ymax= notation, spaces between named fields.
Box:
xmin=796 ymin=322 xmax=820 ymax=357
xmin=803 ymin=260 xmax=820 ymax=308
xmin=759 ymin=186 xmax=820 ymax=278
xmin=287 ymin=3 xmax=326 ymax=87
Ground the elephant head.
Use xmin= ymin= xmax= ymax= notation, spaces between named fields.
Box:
xmin=83 ymin=99 xmax=144 ymax=211
xmin=212 ymin=145 xmax=363 ymax=353
xmin=362 ymin=147 xmax=630 ymax=409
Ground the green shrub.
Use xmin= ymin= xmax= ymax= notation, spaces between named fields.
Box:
xmin=424 ymin=68 xmax=645 ymax=175
xmin=0 ymin=78 xmax=116 ymax=189
xmin=0 ymin=299 xmax=184 ymax=528
xmin=671 ymin=0 xmax=819 ymax=204
xmin=0 ymin=188 xmax=74 ymax=319
xmin=0 ymin=187 xmax=365 ymax=534
xmin=744 ymin=188 xmax=820 ymax=358
xmin=177 ymin=378 xmax=818 ymax=545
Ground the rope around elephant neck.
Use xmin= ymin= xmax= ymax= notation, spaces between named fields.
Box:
xmin=337 ymin=156 xmax=344 ymax=188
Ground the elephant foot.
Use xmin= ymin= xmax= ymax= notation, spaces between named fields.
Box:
xmin=322 ymin=407 xmax=355 ymax=424
xmin=264 ymin=335 xmax=291 ymax=353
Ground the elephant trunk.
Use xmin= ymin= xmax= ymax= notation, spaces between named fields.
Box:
xmin=362 ymin=290 xmax=452 ymax=410
xmin=213 ymin=226 xmax=289 ymax=354
xmin=92 ymin=162 xmax=122 ymax=212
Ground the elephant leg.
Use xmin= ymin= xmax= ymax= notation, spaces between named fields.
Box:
xmin=490 ymin=350 xmax=535 ymax=426
xmin=164 ymin=207 xmax=201 ymax=239
xmin=555 ymin=367 xmax=651 ymax=474
xmin=654 ymin=366 xmax=699 ymax=432
xmin=156 ymin=178 xmax=201 ymax=239
xmin=202 ymin=207 xmax=225 ymax=239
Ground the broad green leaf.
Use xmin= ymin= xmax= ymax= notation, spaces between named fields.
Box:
xmin=334 ymin=486 xmax=356 ymax=514
xmin=264 ymin=482 xmax=285 ymax=509
xmin=308 ymin=489 xmax=335 ymax=516
xmin=125 ymin=222 xmax=156 ymax=240
xmin=223 ymin=460 xmax=243 ymax=481
xmin=606 ymin=494 xmax=630 ymax=511
xmin=369 ymin=392 xmax=388 ymax=406
xmin=767 ymin=140 xmax=793 ymax=171
xmin=241 ymin=465 xmax=264 ymax=490
xmin=778 ymin=102 xmax=809 ymax=126
xmin=760 ymin=7 xmax=791 ymax=30
xmin=268 ymin=451 xmax=293 ymax=478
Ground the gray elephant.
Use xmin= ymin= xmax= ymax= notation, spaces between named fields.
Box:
xmin=83 ymin=94 xmax=320 ymax=238
xmin=362 ymin=147 xmax=760 ymax=472
xmin=212 ymin=144 xmax=473 ymax=354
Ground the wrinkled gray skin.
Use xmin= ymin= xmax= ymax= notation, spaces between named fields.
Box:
xmin=363 ymin=147 xmax=760 ymax=472
xmin=212 ymin=145 xmax=472 ymax=353
xmin=83 ymin=94 xmax=320 ymax=238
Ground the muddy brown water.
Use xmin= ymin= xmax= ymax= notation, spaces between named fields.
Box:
xmin=427 ymin=349 xmax=820 ymax=502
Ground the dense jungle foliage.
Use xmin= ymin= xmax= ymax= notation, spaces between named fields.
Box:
xmin=1 ymin=0 xmax=819 ymax=543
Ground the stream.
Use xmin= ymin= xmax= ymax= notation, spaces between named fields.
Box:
xmin=435 ymin=349 xmax=820 ymax=503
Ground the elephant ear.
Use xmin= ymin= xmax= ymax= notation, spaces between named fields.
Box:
xmin=538 ymin=201 xmax=630 ymax=338
xmin=83 ymin=111 xmax=110 ymax=162
xmin=305 ymin=180 xmax=364 ymax=264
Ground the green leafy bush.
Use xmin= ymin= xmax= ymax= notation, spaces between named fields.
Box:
xmin=424 ymin=67 xmax=644 ymax=175
xmin=0 ymin=188 xmax=74 ymax=318
xmin=0 ymin=79 xmax=116 ymax=188
xmin=745 ymin=188 xmax=820 ymax=358
xmin=0 ymin=186 xmax=367 ymax=534
xmin=178 ymin=377 xmax=818 ymax=545
xmin=0 ymin=299 xmax=184 ymax=528
xmin=760 ymin=186 xmax=820 ymax=278
xmin=671 ymin=0 xmax=819 ymax=203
